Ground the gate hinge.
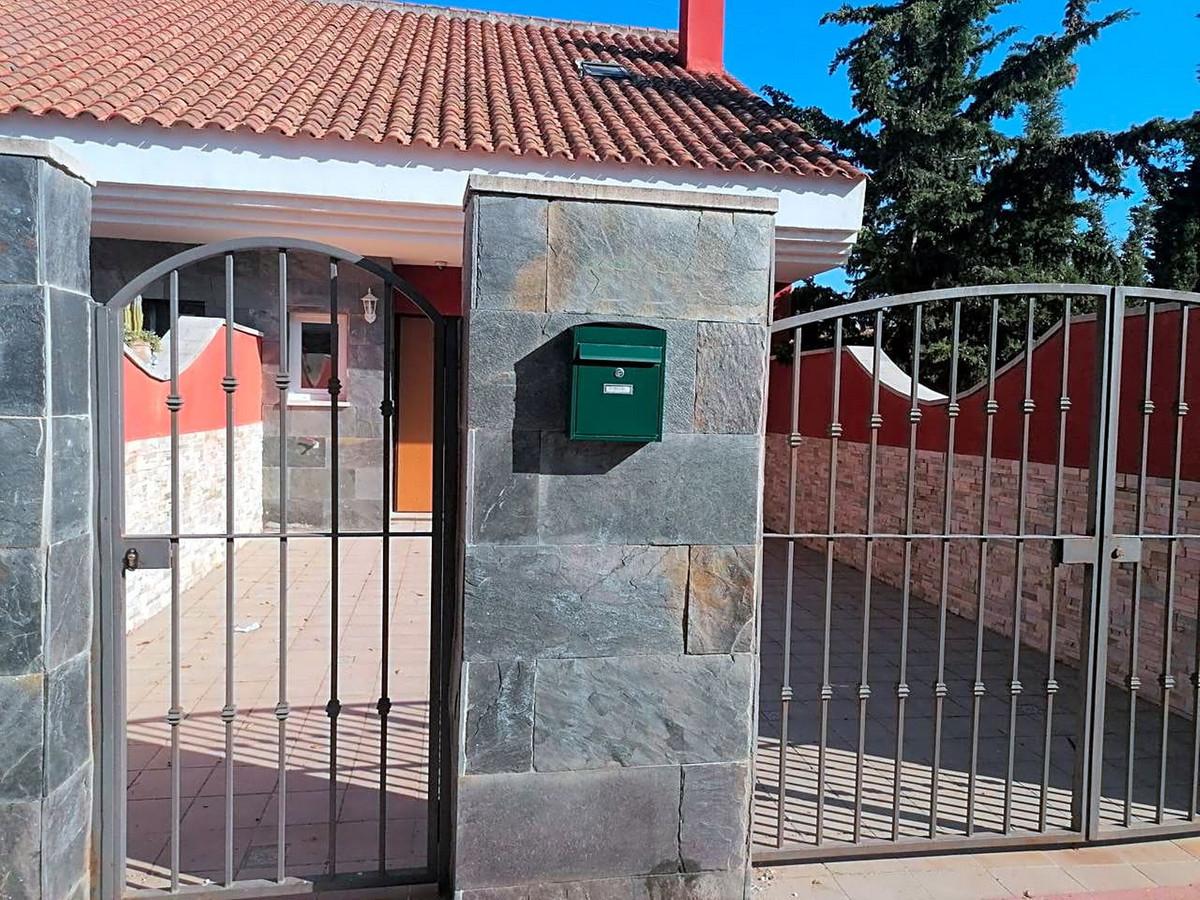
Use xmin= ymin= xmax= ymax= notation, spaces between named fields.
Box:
xmin=122 ymin=539 xmax=172 ymax=572
xmin=1055 ymin=536 xmax=1142 ymax=566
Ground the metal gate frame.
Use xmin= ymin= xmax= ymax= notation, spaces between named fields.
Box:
xmin=757 ymin=283 xmax=1200 ymax=864
xmin=92 ymin=238 xmax=461 ymax=897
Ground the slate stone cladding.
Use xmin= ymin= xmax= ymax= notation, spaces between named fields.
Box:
xmin=454 ymin=178 xmax=775 ymax=897
xmin=0 ymin=147 xmax=94 ymax=899
xmin=763 ymin=434 xmax=1200 ymax=718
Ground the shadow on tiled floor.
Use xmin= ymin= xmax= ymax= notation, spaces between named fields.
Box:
xmin=124 ymin=535 xmax=432 ymax=890
xmin=756 ymin=541 xmax=1198 ymax=852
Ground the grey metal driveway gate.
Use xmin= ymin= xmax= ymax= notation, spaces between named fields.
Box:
xmin=758 ymin=284 xmax=1200 ymax=863
xmin=93 ymin=238 xmax=460 ymax=897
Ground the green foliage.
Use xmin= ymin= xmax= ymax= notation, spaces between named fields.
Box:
xmin=767 ymin=0 xmax=1192 ymax=390
xmin=123 ymin=327 xmax=161 ymax=353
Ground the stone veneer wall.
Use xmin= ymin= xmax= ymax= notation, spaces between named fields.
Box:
xmin=0 ymin=141 xmax=95 ymax=898
xmin=123 ymin=424 xmax=265 ymax=630
xmin=91 ymin=239 xmax=390 ymax=532
xmin=452 ymin=177 xmax=774 ymax=898
xmin=763 ymin=435 xmax=1200 ymax=716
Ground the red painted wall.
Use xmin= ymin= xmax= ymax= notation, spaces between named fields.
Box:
xmin=393 ymin=264 xmax=463 ymax=318
xmin=124 ymin=326 xmax=264 ymax=442
xmin=767 ymin=307 xmax=1200 ymax=480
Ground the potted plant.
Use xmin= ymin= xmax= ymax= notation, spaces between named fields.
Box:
xmin=122 ymin=299 xmax=161 ymax=362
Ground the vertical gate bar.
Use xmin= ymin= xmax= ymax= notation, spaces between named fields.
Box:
xmin=166 ymin=273 xmax=183 ymax=891
xmin=1157 ymin=303 xmax=1189 ymax=823
xmin=892 ymin=304 xmax=928 ymax=841
xmin=776 ymin=325 xmax=803 ymax=849
xmin=1003 ymin=297 xmax=1036 ymax=833
xmin=816 ymin=319 xmax=844 ymax=846
xmin=222 ymin=252 xmax=238 ymax=885
xmin=327 ymin=259 xmax=342 ymax=872
xmin=1125 ymin=304 xmax=1155 ymax=827
xmin=1040 ymin=299 xmax=1073 ymax=832
xmin=1074 ymin=287 xmax=1123 ymax=840
xmin=96 ymin=304 xmax=128 ymax=898
xmin=275 ymin=250 xmax=291 ymax=881
xmin=378 ymin=285 xmax=395 ymax=869
xmin=965 ymin=296 xmax=1001 ymax=837
xmin=853 ymin=311 xmax=884 ymax=843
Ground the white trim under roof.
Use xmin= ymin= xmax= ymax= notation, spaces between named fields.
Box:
xmin=0 ymin=112 xmax=865 ymax=282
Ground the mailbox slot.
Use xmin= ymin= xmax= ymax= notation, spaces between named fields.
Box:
xmin=569 ymin=324 xmax=666 ymax=442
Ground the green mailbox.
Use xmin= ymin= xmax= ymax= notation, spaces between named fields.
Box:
xmin=569 ymin=323 xmax=666 ymax=442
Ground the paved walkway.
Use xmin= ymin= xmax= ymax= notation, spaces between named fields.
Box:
xmin=124 ymin=532 xmax=432 ymax=890
xmin=753 ymin=838 xmax=1200 ymax=898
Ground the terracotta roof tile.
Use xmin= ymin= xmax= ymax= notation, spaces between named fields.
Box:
xmin=0 ymin=0 xmax=863 ymax=179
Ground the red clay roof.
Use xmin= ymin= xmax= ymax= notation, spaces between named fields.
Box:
xmin=0 ymin=0 xmax=862 ymax=179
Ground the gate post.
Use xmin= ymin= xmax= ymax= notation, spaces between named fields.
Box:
xmin=452 ymin=175 xmax=775 ymax=897
xmin=0 ymin=138 xmax=96 ymax=898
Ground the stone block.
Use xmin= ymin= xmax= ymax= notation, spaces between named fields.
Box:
xmin=467 ymin=311 xmax=697 ymax=434
xmin=0 ymin=418 xmax=45 ymax=547
xmin=0 ymin=284 xmax=47 ymax=416
xmin=694 ymin=322 xmax=767 ymax=434
xmin=686 ymin=546 xmax=756 ymax=655
xmin=0 ymin=798 xmax=40 ymax=900
xmin=40 ymin=763 xmax=90 ymax=900
xmin=40 ymin=164 xmax=91 ymax=295
xmin=679 ymin=763 xmax=749 ymax=873
xmin=546 ymin=202 xmax=771 ymax=324
xmin=468 ymin=428 xmax=540 ymax=544
xmin=455 ymin=767 xmax=681 ymax=888
xmin=464 ymin=660 xmax=534 ymax=774
xmin=533 ymin=654 xmax=753 ymax=770
xmin=537 ymin=432 xmax=761 ymax=545
xmin=44 ymin=652 xmax=90 ymax=791
xmin=0 ymin=155 xmax=38 ymax=286
xmin=50 ymin=414 xmax=91 ymax=542
xmin=49 ymin=287 xmax=91 ymax=416
xmin=0 ymin=673 xmax=43 ymax=800
xmin=0 ymin=548 xmax=43 ymax=676
xmin=45 ymin=534 xmax=92 ymax=669
xmin=458 ymin=871 xmax=746 ymax=900
xmin=470 ymin=195 xmax=549 ymax=311
xmin=463 ymin=544 xmax=687 ymax=661
xmin=264 ymin=434 xmax=326 ymax=468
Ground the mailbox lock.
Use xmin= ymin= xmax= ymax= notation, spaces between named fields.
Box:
xmin=614 ymin=367 xmax=625 ymax=378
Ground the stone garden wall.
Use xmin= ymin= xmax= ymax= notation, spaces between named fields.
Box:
xmin=763 ymin=435 xmax=1200 ymax=716
xmin=452 ymin=177 xmax=775 ymax=898
xmin=123 ymin=423 xmax=264 ymax=630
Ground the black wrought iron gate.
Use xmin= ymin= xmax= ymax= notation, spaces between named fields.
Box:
xmin=94 ymin=238 xmax=459 ymax=897
xmin=757 ymin=284 xmax=1200 ymax=862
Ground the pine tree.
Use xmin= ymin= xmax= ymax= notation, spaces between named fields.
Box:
xmin=769 ymin=0 xmax=1135 ymax=388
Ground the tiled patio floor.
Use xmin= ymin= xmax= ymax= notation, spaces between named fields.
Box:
xmin=124 ymin=530 xmax=432 ymax=890
xmin=753 ymin=837 xmax=1200 ymax=899
xmin=756 ymin=541 xmax=1199 ymax=851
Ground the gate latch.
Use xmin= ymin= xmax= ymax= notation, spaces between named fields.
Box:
xmin=121 ymin=539 xmax=172 ymax=573
xmin=1055 ymin=536 xmax=1142 ymax=566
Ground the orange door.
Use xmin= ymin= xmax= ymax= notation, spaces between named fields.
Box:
xmin=393 ymin=316 xmax=434 ymax=513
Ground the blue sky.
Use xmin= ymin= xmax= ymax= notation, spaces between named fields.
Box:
xmin=472 ymin=0 xmax=1198 ymax=242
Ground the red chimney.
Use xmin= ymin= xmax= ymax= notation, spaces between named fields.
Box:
xmin=679 ymin=0 xmax=725 ymax=75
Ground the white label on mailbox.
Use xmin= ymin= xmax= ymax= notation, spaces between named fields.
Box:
xmin=603 ymin=384 xmax=634 ymax=395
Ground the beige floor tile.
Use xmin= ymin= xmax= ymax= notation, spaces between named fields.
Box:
xmin=987 ymin=865 xmax=1084 ymax=896
xmin=1117 ymin=842 xmax=1197 ymax=864
xmin=1132 ymin=860 xmax=1200 ymax=887
xmin=1060 ymin=862 xmax=1156 ymax=891
xmin=833 ymin=871 xmax=934 ymax=900
xmin=917 ymin=868 xmax=1010 ymax=900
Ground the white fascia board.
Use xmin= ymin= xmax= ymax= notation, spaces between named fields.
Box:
xmin=0 ymin=112 xmax=864 ymax=279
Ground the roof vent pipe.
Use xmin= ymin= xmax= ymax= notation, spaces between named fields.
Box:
xmin=679 ymin=0 xmax=725 ymax=75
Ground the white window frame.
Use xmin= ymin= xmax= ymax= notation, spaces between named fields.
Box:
xmin=287 ymin=311 xmax=350 ymax=407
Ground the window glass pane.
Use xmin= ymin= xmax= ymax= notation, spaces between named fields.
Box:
xmin=300 ymin=322 xmax=334 ymax=390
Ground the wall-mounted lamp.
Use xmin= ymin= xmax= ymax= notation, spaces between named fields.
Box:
xmin=361 ymin=288 xmax=379 ymax=324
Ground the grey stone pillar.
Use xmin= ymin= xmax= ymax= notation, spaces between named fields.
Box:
xmin=453 ymin=176 xmax=774 ymax=898
xmin=0 ymin=139 xmax=95 ymax=899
